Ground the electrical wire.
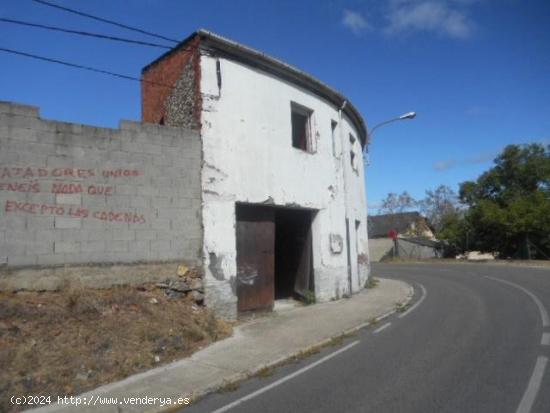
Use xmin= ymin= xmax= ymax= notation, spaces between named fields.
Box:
xmin=0 ymin=46 xmax=200 ymax=113
xmin=0 ymin=46 xmax=175 ymax=88
xmin=31 ymin=0 xmax=180 ymax=44
xmin=0 ymin=17 xmax=172 ymax=49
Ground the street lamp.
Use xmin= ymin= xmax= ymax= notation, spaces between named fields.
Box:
xmin=364 ymin=111 xmax=416 ymax=163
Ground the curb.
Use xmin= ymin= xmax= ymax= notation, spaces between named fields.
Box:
xmin=162 ymin=280 xmax=416 ymax=412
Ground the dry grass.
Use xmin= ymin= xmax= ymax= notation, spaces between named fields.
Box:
xmin=254 ymin=366 xmax=275 ymax=378
xmin=0 ymin=285 xmax=232 ymax=413
xmin=219 ymin=380 xmax=240 ymax=393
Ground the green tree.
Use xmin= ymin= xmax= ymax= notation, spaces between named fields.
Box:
xmin=437 ymin=210 xmax=469 ymax=257
xmin=459 ymin=143 xmax=550 ymax=259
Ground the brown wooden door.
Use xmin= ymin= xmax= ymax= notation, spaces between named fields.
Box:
xmin=236 ymin=205 xmax=275 ymax=313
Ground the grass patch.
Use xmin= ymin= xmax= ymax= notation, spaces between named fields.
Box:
xmin=395 ymin=302 xmax=409 ymax=313
xmin=365 ymin=277 xmax=380 ymax=289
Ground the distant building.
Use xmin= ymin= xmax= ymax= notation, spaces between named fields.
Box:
xmin=368 ymin=212 xmax=435 ymax=239
xmin=368 ymin=212 xmax=440 ymax=261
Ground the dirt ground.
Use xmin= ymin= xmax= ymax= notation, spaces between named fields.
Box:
xmin=0 ymin=285 xmax=232 ymax=413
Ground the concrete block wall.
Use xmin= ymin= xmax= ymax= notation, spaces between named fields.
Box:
xmin=397 ymin=239 xmax=440 ymax=259
xmin=0 ymin=101 xmax=203 ymax=268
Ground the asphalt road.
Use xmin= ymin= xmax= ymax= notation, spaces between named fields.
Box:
xmin=182 ymin=263 xmax=550 ymax=413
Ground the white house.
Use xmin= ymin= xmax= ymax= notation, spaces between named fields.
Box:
xmin=142 ymin=29 xmax=370 ymax=318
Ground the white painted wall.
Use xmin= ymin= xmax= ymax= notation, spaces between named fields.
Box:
xmin=199 ymin=54 xmax=369 ymax=318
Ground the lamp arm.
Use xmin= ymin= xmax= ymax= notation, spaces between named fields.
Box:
xmin=368 ymin=117 xmax=402 ymax=141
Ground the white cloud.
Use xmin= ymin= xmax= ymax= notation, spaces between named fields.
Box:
xmin=434 ymin=159 xmax=458 ymax=171
xmin=433 ymin=151 xmax=496 ymax=171
xmin=433 ymin=139 xmax=550 ymax=172
xmin=342 ymin=9 xmax=370 ymax=35
xmin=386 ymin=0 xmax=474 ymax=39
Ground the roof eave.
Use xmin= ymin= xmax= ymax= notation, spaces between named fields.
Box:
xmin=141 ymin=29 xmax=368 ymax=145
xmin=196 ymin=29 xmax=367 ymax=145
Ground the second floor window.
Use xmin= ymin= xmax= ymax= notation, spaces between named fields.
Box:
xmin=291 ymin=103 xmax=313 ymax=152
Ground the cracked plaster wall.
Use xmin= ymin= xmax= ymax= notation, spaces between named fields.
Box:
xmin=199 ymin=55 xmax=370 ymax=319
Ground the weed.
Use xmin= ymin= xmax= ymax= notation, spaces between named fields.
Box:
xmin=219 ymin=380 xmax=240 ymax=393
xmin=297 ymin=346 xmax=321 ymax=358
xmin=395 ymin=302 xmax=409 ymax=313
xmin=255 ymin=366 xmax=274 ymax=378
xmin=365 ymin=277 xmax=379 ymax=289
xmin=302 ymin=290 xmax=316 ymax=305
xmin=327 ymin=331 xmax=355 ymax=347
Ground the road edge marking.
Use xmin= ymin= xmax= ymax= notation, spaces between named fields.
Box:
xmin=373 ymin=322 xmax=391 ymax=334
xmin=485 ymin=276 xmax=550 ymax=327
xmin=516 ymin=356 xmax=548 ymax=413
xmin=398 ymin=283 xmax=427 ymax=319
xmin=209 ymin=340 xmax=360 ymax=413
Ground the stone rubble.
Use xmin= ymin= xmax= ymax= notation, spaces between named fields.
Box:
xmin=155 ymin=265 xmax=204 ymax=305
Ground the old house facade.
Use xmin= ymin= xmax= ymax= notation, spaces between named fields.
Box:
xmin=0 ymin=30 xmax=370 ymax=320
xmin=142 ymin=30 xmax=370 ymax=318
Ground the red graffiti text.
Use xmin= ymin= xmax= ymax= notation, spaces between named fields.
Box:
xmin=4 ymin=200 xmax=146 ymax=224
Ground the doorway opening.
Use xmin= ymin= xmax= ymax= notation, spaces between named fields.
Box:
xmin=274 ymin=208 xmax=314 ymax=300
xmin=236 ymin=203 xmax=316 ymax=314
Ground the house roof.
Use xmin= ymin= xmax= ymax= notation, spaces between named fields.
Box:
xmin=368 ymin=212 xmax=427 ymax=238
xmin=142 ymin=29 xmax=368 ymax=146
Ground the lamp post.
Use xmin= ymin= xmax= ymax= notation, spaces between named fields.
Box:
xmin=363 ymin=111 xmax=416 ymax=263
xmin=363 ymin=111 xmax=416 ymax=164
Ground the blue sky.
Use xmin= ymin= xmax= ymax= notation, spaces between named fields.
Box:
xmin=1 ymin=0 xmax=549 ymax=212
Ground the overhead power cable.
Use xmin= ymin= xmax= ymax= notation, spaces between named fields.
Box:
xmin=0 ymin=47 xmax=195 ymax=118
xmin=31 ymin=0 xmax=179 ymax=44
xmin=0 ymin=46 xmax=199 ymax=110
xmin=0 ymin=17 xmax=172 ymax=49
xmin=0 ymin=46 xmax=176 ymax=88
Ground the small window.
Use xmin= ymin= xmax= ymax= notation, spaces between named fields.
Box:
xmin=291 ymin=103 xmax=313 ymax=152
xmin=349 ymin=133 xmax=358 ymax=173
xmin=331 ymin=120 xmax=338 ymax=157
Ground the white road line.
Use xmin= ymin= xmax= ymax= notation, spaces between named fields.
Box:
xmin=516 ymin=356 xmax=548 ymax=413
xmin=374 ymin=310 xmax=396 ymax=323
xmin=373 ymin=322 xmax=391 ymax=334
xmin=485 ymin=276 xmax=550 ymax=328
xmin=542 ymin=333 xmax=550 ymax=346
xmin=398 ymin=283 xmax=427 ymax=319
xmin=210 ymin=340 xmax=360 ymax=413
